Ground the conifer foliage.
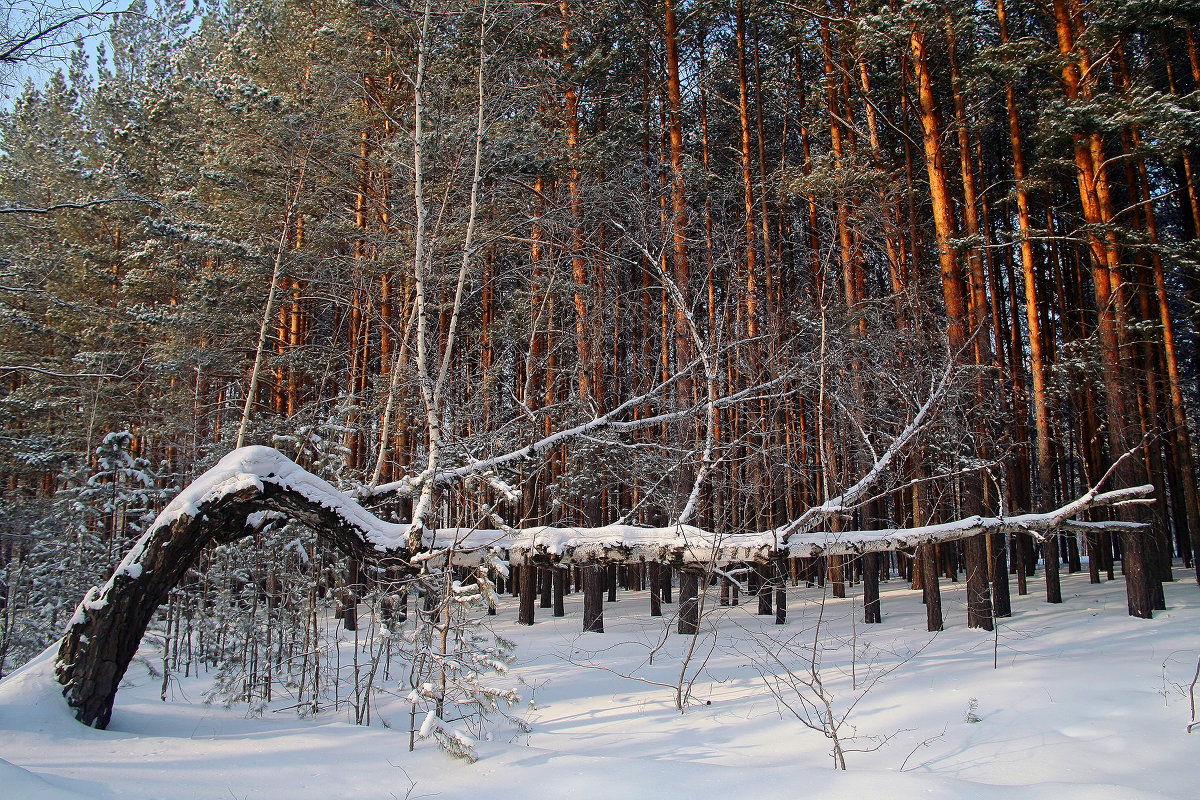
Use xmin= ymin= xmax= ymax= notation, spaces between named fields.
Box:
xmin=3 ymin=0 xmax=1200 ymax=749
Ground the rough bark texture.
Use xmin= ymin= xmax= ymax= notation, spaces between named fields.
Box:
xmin=649 ymin=561 xmax=662 ymax=616
xmin=518 ymin=564 xmax=536 ymax=626
xmin=553 ymin=567 xmax=565 ymax=617
xmin=583 ymin=564 xmax=604 ymax=633
xmin=773 ymin=557 xmax=787 ymax=625
xmin=910 ymin=22 xmax=994 ymax=630
xmin=56 ymin=481 xmax=404 ymax=729
xmin=678 ymin=569 xmax=699 ymax=635
xmin=919 ymin=544 xmax=944 ymax=632
xmin=56 ymin=446 xmax=1150 ymax=729
xmin=863 ymin=552 xmax=882 ymax=624
xmin=756 ymin=563 xmax=773 ymax=616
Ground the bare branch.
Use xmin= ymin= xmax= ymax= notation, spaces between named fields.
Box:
xmin=778 ymin=355 xmax=956 ymax=543
xmin=0 ymin=364 xmax=124 ymax=379
xmin=0 ymin=196 xmax=154 ymax=214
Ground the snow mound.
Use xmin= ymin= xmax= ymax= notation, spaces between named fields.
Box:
xmin=0 ymin=645 xmax=84 ymax=734
xmin=0 ymin=758 xmax=93 ymax=800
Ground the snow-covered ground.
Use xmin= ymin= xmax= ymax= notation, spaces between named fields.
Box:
xmin=2 ymin=567 xmax=1198 ymax=799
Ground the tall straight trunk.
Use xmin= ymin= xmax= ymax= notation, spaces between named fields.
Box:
xmin=752 ymin=22 xmax=774 ymax=316
xmin=1165 ymin=32 xmax=1200 ymax=439
xmin=735 ymin=0 xmax=767 ymax=518
xmin=1114 ymin=45 xmax=1172 ymax=597
xmin=909 ymin=28 xmax=969 ymax=351
xmin=736 ymin=0 xmax=759 ymax=340
xmin=591 ymin=98 xmax=610 ymax=433
xmin=347 ymin=128 xmax=372 ymax=470
xmin=662 ymin=0 xmax=695 ymax=499
xmin=820 ymin=14 xmax=857 ymax=311
xmin=794 ymin=58 xmax=823 ymax=298
xmin=562 ymin=2 xmax=592 ymax=402
xmin=523 ymin=175 xmax=549 ymax=524
xmin=1125 ymin=47 xmax=1200 ymax=579
xmin=1052 ymin=0 xmax=1152 ymax=617
xmin=947 ymin=11 xmax=1000 ymax=626
xmin=1170 ymin=33 xmax=1200 ymax=239
xmin=900 ymin=59 xmax=924 ymax=282
xmin=1001 ymin=199 xmax=1033 ymax=596
xmin=910 ymin=22 xmax=992 ymax=630
xmin=997 ymin=0 xmax=1059 ymax=602
xmin=980 ymin=181 xmax=1012 ymax=618
xmin=699 ymin=26 xmax=719 ymax=337
xmin=946 ymin=13 xmax=989 ymax=361
xmin=663 ymin=0 xmax=688 ymax=364
xmin=408 ymin=0 xmax=444 ymax=542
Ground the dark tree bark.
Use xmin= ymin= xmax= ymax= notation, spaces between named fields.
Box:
xmin=56 ymin=467 xmax=416 ymax=729
xmin=518 ymin=563 xmax=536 ymax=626
xmin=553 ymin=566 xmax=565 ymax=617
xmin=539 ymin=566 xmax=553 ymax=608
xmin=649 ymin=562 xmax=662 ymax=616
xmin=918 ymin=544 xmax=943 ymax=632
xmin=756 ymin=563 xmax=773 ymax=616
xmin=583 ymin=564 xmax=604 ymax=633
xmin=773 ymin=558 xmax=787 ymax=625
xmin=863 ymin=552 xmax=882 ymax=624
xmin=678 ymin=569 xmax=699 ymax=635
xmin=990 ymin=534 xmax=1012 ymax=618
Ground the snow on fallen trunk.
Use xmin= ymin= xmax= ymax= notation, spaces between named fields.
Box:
xmin=152 ymin=446 xmax=413 ymax=550
xmin=495 ymin=484 xmax=1150 ymax=566
xmin=54 ymin=445 xmax=1151 ymax=730
xmin=55 ymin=446 xmax=424 ymax=729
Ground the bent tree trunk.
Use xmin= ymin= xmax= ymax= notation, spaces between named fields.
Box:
xmin=56 ymin=448 xmax=413 ymax=729
xmin=55 ymin=447 xmax=1153 ymax=729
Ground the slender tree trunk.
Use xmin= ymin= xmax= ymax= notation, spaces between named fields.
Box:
xmin=1052 ymin=0 xmax=1152 ymax=617
xmin=911 ymin=22 xmax=992 ymax=629
xmin=736 ymin=1 xmax=759 ymax=340
xmin=997 ymin=0 xmax=1060 ymax=602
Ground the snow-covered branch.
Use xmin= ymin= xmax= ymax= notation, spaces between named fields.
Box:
xmin=367 ymin=358 xmax=788 ymax=502
xmin=55 ymin=442 xmax=1150 ymax=728
xmin=497 ymin=483 xmax=1150 ymax=567
xmin=777 ymin=357 xmax=955 ymax=544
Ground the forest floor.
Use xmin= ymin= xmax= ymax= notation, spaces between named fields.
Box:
xmin=2 ymin=565 xmax=1198 ymax=799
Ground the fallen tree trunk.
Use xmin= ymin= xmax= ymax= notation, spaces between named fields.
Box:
xmin=56 ymin=447 xmax=414 ymax=729
xmin=55 ymin=446 xmax=1152 ymax=729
